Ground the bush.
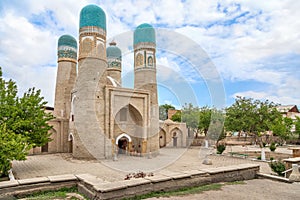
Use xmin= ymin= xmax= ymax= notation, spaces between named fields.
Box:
xmin=216 ymin=144 xmax=226 ymax=154
xmin=269 ymin=142 xmax=276 ymax=152
xmin=257 ymin=156 xmax=261 ymax=160
xmin=269 ymin=161 xmax=286 ymax=176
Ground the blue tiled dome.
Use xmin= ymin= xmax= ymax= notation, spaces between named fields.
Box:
xmin=134 ymin=23 xmax=155 ymax=45
xmin=79 ymin=5 xmax=106 ymax=30
xmin=58 ymin=35 xmax=77 ymax=49
xmin=106 ymin=41 xmax=122 ymax=60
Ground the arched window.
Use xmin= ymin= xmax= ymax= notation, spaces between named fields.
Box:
xmin=148 ymin=56 xmax=153 ymax=66
xmin=136 ymin=53 xmax=143 ymax=67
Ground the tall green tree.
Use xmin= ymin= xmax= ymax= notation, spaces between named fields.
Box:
xmin=0 ymin=67 xmax=54 ymax=177
xmin=271 ymin=116 xmax=293 ymax=142
xmin=294 ymin=116 xmax=300 ymax=141
xmin=207 ymin=108 xmax=225 ymax=142
xmin=225 ymin=96 xmax=283 ymax=145
xmin=198 ymin=106 xmax=212 ymax=136
xmin=0 ymin=125 xmax=31 ymax=177
xmin=159 ymin=104 xmax=175 ymax=120
xmin=181 ymin=103 xmax=200 ymax=137
xmin=171 ymin=110 xmax=181 ymax=122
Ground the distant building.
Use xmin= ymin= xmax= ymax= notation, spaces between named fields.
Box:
xmin=168 ymin=109 xmax=181 ymax=120
xmin=277 ymin=105 xmax=300 ymax=132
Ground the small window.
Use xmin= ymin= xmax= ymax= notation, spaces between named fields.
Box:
xmin=136 ymin=53 xmax=143 ymax=67
xmin=148 ymin=56 xmax=153 ymax=66
xmin=120 ymin=107 xmax=127 ymax=121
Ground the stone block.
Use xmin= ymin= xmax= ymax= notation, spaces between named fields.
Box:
xmin=93 ymin=181 xmax=127 ymax=193
xmin=144 ymin=174 xmax=172 ymax=183
xmin=18 ymin=177 xmax=49 ymax=185
xmin=0 ymin=180 xmax=19 ymax=189
xmin=183 ymin=170 xmax=208 ymax=177
xmin=48 ymin=174 xmax=77 ymax=183
xmin=76 ymin=174 xmax=105 ymax=186
xmin=159 ymin=171 xmax=191 ymax=180
xmin=121 ymin=178 xmax=151 ymax=187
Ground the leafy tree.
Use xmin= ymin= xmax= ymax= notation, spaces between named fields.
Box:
xmin=271 ymin=116 xmax=293 ymax=142
xmin=0 ymin=124 xmax=31 ymax=177
xmin=207 ymin=109 xmax=225 ymax=142
xmin=181 ymin=104 xmax=225 ymax=140
xmin=0 ymin=67 xmax=53 ymax=177
xmin=171 ymin=110 xmax=181 ymax=122
xmin=159 ymin=104 xmax=175 ymax=120
xmin=198 ymin=106 xmax=212 ymax=136
xmin=295 ymin=116 xmax=300 ymax=141
xmin=225 ymin=96 xmax=281 ymax=146
xmin=181 ymin=103 xmax=200 ymax=137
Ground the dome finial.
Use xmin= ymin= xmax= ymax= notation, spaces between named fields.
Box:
xmin=109 ymin=40 xmax=116 ymax=46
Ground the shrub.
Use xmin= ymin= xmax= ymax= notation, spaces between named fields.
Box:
xmin=269 ymin=142 xmax=276 ymax=152
xmin=257 ymin=156 xmax=261 ymax=160
xmin=270 ymin=157 xmax=274 ymax=161
xmin=216 ymin=144 xmax=226 ymax=154
xmin=269 ymin=161 xmax=286 ymax=176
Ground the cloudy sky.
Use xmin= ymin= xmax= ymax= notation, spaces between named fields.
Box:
xmin=0 ymin=0 xmax=299 ymax=109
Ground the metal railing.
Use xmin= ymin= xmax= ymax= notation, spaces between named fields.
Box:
xmin=282 ymin=165 xmax=300 ymax=178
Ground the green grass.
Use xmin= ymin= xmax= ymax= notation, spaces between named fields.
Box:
xmin=18 ymin=187 xmax=86 ymax=200
xmin=122 ymin=181 xmax=245 ymax=200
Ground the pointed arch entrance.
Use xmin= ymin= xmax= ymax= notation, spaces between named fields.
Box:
xmin=159 ymin=128 xmax=166 ymax=148
xmin=171 ymin=128 xmax=183 ymax=147
xmin=114 ymin=104 xmax=144 ymax=154
xmin=116 ymin=133 xmax=132 ymax=154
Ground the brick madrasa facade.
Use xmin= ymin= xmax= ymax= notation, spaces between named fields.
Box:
xmin=31 ymin=5 xmax=188 ymax=159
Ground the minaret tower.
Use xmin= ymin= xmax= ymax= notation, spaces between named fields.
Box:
xmin=71 ymin=4 xmax=109 ymax=159
xmin=106 ymin=41 xmax=122 ymax=85
xmin=54 ymin=34 xmax=77 ymax=119
xmin=133 ymin=23 xmax=159 ymax=154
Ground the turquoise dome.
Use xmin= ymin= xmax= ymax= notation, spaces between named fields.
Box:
xmin=58 ymin=35 xmax=77 ymax=49
xmin=79 ymin=5 xmax=106 ymax=30
xmin=134 ymin=23 xmax=155 ymax=45
xmin=106 ymin=41 xmax=122 ymax=60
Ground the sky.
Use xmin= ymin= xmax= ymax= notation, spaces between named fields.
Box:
xmin=0 ymin=0 xmax=299 ymax=109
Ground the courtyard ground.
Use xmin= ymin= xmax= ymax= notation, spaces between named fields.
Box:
xmin=146 ymin=179 xmax=300 ymax=200
xmin=13 ymin=145 xmax=291 ymax=180
xmin=11 ymin=145 xmax=299 ymax=199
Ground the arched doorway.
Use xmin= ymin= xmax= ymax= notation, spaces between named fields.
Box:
xmin=159 ymin=128 xmax=166 ymax=148
xmin=41 ymin=143 xmax=48 ymax=153
xmin=68 ymin=133 xmax=74 ymax=153
xmin=116 ymin=133 xmax=132 ymax=154
xmin=114 ymin=104 xmax=143 ymax=153
xmin=171 ymin=128 xmax=183 ymax=147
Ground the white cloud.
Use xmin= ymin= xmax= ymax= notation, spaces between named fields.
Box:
xmin=0 ymin=0 xmax=299 ymax=107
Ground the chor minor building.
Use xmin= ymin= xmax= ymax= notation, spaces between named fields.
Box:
xmin=31 ymin=5 xmax=188 ymax=159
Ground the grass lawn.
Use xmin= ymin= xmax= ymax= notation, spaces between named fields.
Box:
xmin=18 ymin=187 xmax=86 ymax=200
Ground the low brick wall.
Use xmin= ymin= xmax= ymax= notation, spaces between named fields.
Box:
xmin=0 ymin=164 xmax=259 ymax=200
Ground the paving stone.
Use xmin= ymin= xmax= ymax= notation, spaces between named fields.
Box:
xmin=18 ymin=177 xmax=49 ymax=185
xmin=144 ymin=174 xmax=172 ymax=183
xmin=0 ymin=180 xmax=19 ymax=189
xmin=183 ymin=169 xmax=208 ymax=176
xmin=120 ymin=178 xmax=151 ymax=187
xmin=159 ymin=170 xmax=191 ymax=179
xmin=76 ymin=173 xmax=106 ymax=185
xmin=48 ymin=174 xmax=77 ymax=182
xmin=93 ymin=181 xmax=127 ymax=192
